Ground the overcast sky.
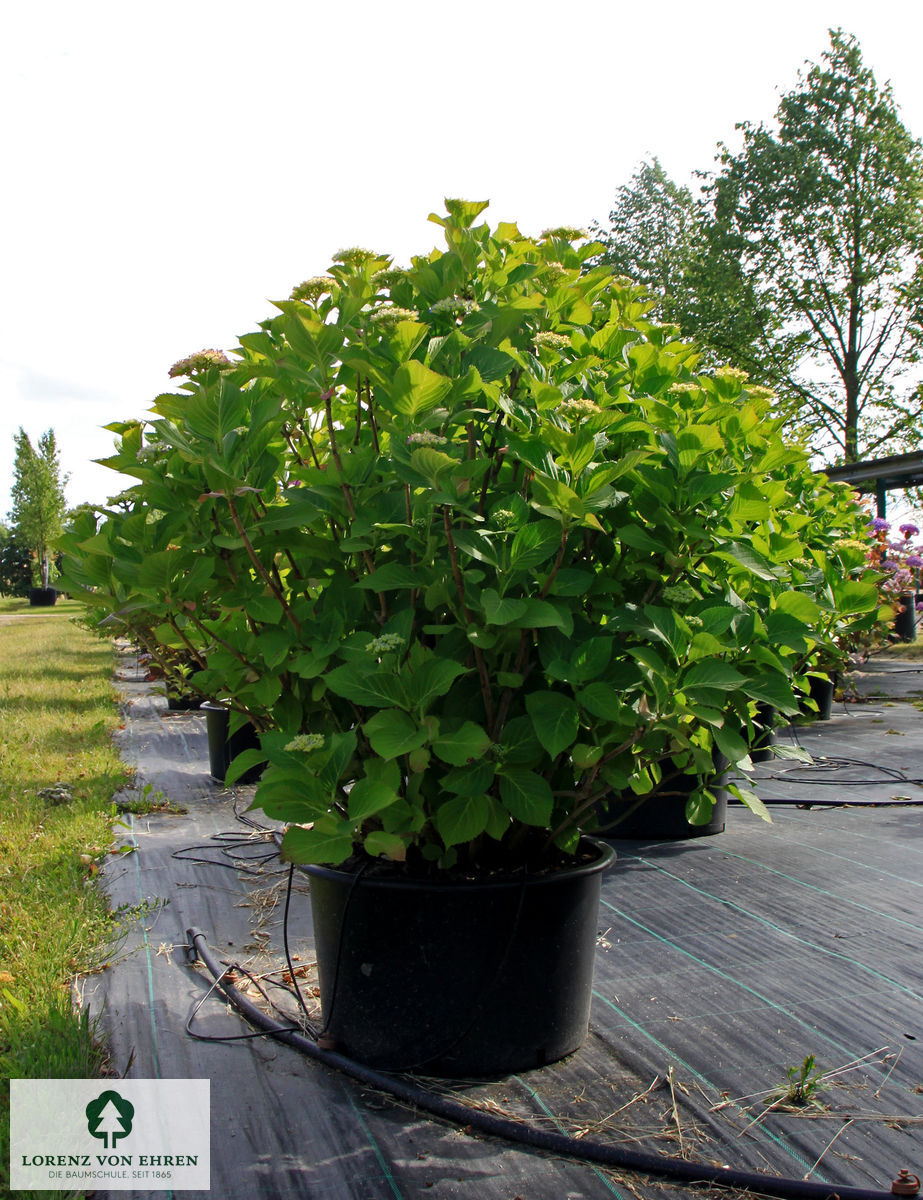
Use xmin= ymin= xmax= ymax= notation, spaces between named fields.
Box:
xmin=3 ymin=1 xmax=923 ymax=520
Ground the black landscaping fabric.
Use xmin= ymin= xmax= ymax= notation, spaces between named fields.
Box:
xmin=87 ymin=650 xmax=923 ymax=1200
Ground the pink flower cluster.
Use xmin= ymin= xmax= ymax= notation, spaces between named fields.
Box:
xmin=869 ymin=519 xmax=923 ymax=606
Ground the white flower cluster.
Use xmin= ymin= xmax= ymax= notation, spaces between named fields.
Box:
xmin=366 ymin=633 xmax=406 ymax=655
xmin=661 ymin=583 xmax=698 ymax=605
xmin=540 ymin=225 xmax=587 ymax=241
xmin=406 ymin=431 xmax=447 ymax=446
xmin=533 ymin=331 xmax=571 ymax=350
xmin=372 ymin=267 xmax=409 ymax=290
xmin=557 ymin=397 xmax=600 ymax=423
xmin=333 ymin=247 xmax=381 ymax=265
xmin=285 ymin=733 xmax=325 ymax=754
xmin=168 ymin=349 xmax=232 ymax=378
xmin=429 ymin=296 xmax=477 ymax=316
xmin=370 ymin=306 xmax=420 ymax=329
xmin=714 ymin=365 xmax=750 ymax=383
xmin=290 ymin=276 xmax=336 ymax=303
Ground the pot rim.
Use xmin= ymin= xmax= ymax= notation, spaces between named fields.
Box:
xmin=300 ymin=836 xmax=616 ymax=893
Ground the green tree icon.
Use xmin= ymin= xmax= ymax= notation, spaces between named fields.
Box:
xmin=86 ymin=1090 xmax=135 ymax=1149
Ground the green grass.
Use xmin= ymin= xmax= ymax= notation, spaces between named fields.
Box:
xmin=0 ymin=595 xmax=85 ymax=616
xmin=0 ymin=611 xmax=130 ymax=1196
xmin=871 ymin=633 xmax=923 ymax=659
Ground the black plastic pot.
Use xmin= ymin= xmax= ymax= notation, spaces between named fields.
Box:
xmin=304 ymin=838 xmax=616 ymax=1078
xmin=28 ymin=587 xmax=57 ymax=607
xmin=894 ymin=593 xmax=917 ymax=643
xmin=750 ymin=702 xmax=776 ymax=764
xmin=166 ymin=693 xmax=202 ymax=712
xmin=599 ymin=766 xmax=728 ymax=841
xmin=200 ymin=702 xmax=262 ymax=783
xmin=798 ymin=674 xmax=835 ymax=721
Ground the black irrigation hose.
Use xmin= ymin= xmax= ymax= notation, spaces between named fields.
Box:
xmin=186 ymin=927 xmax=903 ymax=1200
xmin=754 ymin=796 xmax=923 ymax=807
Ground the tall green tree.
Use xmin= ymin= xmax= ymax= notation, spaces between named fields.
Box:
xmin=593 ymin=31 xmax=923 ymax=464
xmin=698 ymin=29 xmax=923 ymax=462
xmin=9 ymin=428 xmax=68 ymax=589
xmin=590 ymin=158 xmax=698 ymax=326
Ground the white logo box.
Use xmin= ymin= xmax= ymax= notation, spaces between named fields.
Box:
xmin=10 ymin=1079 xmax=210 ymax=1191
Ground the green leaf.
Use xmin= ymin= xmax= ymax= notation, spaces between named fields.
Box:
xmin=499 ymin=715 xmax=543 ymax=765
xmin=482 ymin=589 xmax=528 ymax=625
xmin=403 ymin=657 xmax=469 ymax=713
xmin=356 ymin=563 xmax=422 ymax=591
xmin=714 ymin=542 xmax=783 ymax=581
xmin=577 ymin=683 xmax=633 ymax=722
xmin=832 ymin=579 xmax=879 ymax=614
xmin=685 ymin=790 xmax=717 ymax=826
xmin=435 ymin=794 xmax=491 ymax=847
xmin=280 ymin=822 xmax=354 ymax=866
xmin=247 ymin=594 xmax=284 ymax=623
xmin=463 ymin=344 xmax=517 ymax=382
xmin=728 ymin=783 xmax=772 ymax=823
xmin=363 ymin=831 xmax=408 ymax=860
xmin=325 ymin=664 xmax=407 ymax=708
xmin=745 ymin=675 xmax=799 ymax=713
xmin=223 ymin=748 xmax=267 ymax=787
xmin=712 ymin=725 xmax=752 ymax=769
xmin=682 ymin=661 xmax=749 ymax=691
xmin=440 ymin=760 xmax=496 ymax=795
xmin=389 ymin=360 xmax=453 ymax=417
xmin=509 ymin=521 xmax=564 ymax=570
xmin=390 ymin=320 xmax=429 ymax=361
xmin=530 ymin=475 xmax=585 ymax=522
xmin=572 ymin=743 xmax=603 ymax=769
xmin=362 ymin=710 xmax=429 ymax=759
xmin=432 ymin=721 xmax=491 ymax=766
xmin=497 ymin=769 xmax=554 ymax=826
xmin=409 ymin=446 xmax=459 ymax=487
xmin=775 ymin=590 xmax=821 ymax=623
xmin=525 ymin=691 xmax=579 ymax=758
xmin=348 ymin=777 xmax=401 ymax=823
xmin=508 ymin=598 xmax=573 ymax=636
xmin=452 ymin=530 xmax=500 ymax=567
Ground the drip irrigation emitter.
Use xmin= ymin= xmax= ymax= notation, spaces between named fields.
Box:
xmin=185 ymin=926 xmax=913 ymax=1200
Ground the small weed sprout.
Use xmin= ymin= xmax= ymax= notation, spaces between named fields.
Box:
xmin=775 ymin=1054 xmax=827 ymax=1107
xmin=115 ymin=781 xmax=186 ymax=815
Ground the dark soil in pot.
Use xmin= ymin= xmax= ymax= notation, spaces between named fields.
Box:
xmin=303 ymin=837 xmax=616 ymax=1078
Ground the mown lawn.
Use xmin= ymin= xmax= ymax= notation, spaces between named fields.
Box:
xmin=0 ymin=608 xmax=129 ymax=1196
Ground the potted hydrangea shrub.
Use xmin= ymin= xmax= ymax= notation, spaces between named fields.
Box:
xmin=64 ymin=201 xmax=884 ymax=1076
xmin=215 ymin=202 xmax=879 ymax=1073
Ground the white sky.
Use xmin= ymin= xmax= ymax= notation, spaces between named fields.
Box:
xmin=2 ymin=0 xmax=923 ymax=520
